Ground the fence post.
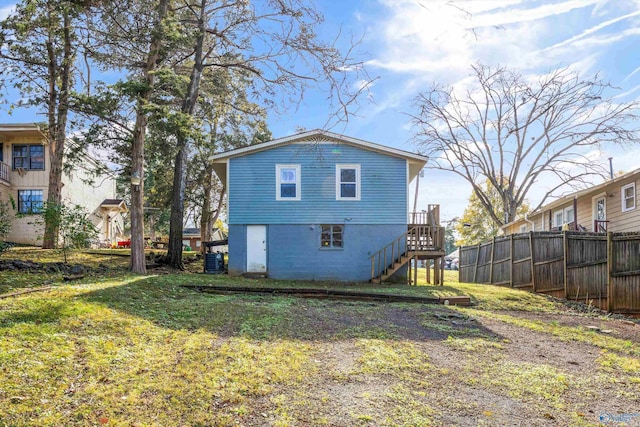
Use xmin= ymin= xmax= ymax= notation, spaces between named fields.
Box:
xmin=489 ymin=236 xmax=495 ymax=284
xmin=563 ymin=231 xmax=569 ymax=300
xmin=473 ymin=243 xmax=480 ymax=283
xmin=607 ymin=232 xmax=613 ymax=313
xmin=529 ymin=231 xmax=536 ymax=292
xmin=509 ymin=234 xmax=514 ymax=287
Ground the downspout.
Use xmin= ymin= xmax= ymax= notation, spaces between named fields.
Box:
xmin=525 ymin=213 xmax=535 ymax=232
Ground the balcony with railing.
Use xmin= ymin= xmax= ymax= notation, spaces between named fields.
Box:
xmin=0 ymin=161 xmax=9 ymax=185
xmin=409 ymin=204 xmax=440 ymax=226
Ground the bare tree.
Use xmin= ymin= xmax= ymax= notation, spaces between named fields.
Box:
xmin=411 ymin=64 xmax=640 ymax=228
xmin=164 ymin=0 xmax=372 ymax=269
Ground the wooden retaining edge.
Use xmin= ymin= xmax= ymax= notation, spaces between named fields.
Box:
xmin=0 ymin=286 xmax=52 ymax=299
xmin=182 ymin=285 xmax=472 ymax=306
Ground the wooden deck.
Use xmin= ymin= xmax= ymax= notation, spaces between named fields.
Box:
xmin=370 ymin=205 xmax=448 ymax=284
xmin=370 ymin=224 xmax=446 ymax=284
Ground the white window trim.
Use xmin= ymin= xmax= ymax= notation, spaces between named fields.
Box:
xmin=563 ymin=206 xmax=575 ymax=224
xmin=336 ymin=164 xmax=361 ymax=201
xmin=621 ymin=182 xmax=636 ymax=212
xmin=553 ymin=209 xmax=564 ymax=227
xmin=275 ymin=164 xmax=301 ymax=201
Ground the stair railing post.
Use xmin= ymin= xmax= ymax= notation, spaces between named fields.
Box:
xmin=391 ymin=239 xmax=395 ymax=267
xmin=371 ymin=256 xmax=375 ymax=281
xmin=383 ymin=247 xmax=387 ymax=275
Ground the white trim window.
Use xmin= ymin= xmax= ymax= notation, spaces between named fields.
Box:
xmin=553 ymin=210 xmax=564 ymax=228
xmin=519 ymin=224 xmax=527 ymax=233
xmin=621 ymin=182 xmax=636 ymax=212
xmin=276 ymin=164 xmax=301 ymax=201
xmin=336 ymin=164 xmax=360 ymax=200
xmin=554 ymin=206 xmax=575 ymax=228
xmin=564 ymin=206 xmax=575 ymax=224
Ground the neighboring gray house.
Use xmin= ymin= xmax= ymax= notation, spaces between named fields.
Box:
xmin=211 ymin=129 xmax=429 ymax=282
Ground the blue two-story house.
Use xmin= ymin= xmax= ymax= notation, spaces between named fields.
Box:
xmin=211 ymin=129 xmax=432 ymax=282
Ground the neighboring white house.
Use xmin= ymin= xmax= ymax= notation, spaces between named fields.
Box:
xmin=0 ymin=123 xmax=127 ymax=246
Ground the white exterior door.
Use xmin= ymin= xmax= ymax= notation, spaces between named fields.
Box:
xmin=246 ymin=225 xmax=267 ymax=273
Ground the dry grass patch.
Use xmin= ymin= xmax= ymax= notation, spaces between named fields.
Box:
xmin=471 ymin=310 xmax=639 ymax=356
xmin=0 ymin=279 xmax=313 ymax=426
xmin=1 ymin=251 xmax=639 ymax=426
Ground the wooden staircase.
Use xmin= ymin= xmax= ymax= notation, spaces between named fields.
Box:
xmin=370 ymin=225 xmax=445 ymax=284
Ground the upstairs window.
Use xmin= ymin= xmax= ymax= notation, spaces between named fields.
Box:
xmin=622 ymin=183 xmax=636 ymax=212
xmin=321 ymin=225 xmax=343 ymax=248
xmin=13 ymin=145 xmax=44 ymax=170
xmin=336 ymin=164 xmax=360 ymax=200
xmin=18 ymin=190 xmax=43 ymax=214
xmin=276 ymin=164 xmax=300 ymax=200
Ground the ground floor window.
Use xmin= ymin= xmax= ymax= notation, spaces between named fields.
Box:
xmin=321 ymin=225 xmax=343 ymax=248
xmin=17 ymin=189 xmax=43 ymax=214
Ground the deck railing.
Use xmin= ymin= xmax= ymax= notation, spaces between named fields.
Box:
xmin=409 ymin=204 xmax=440 ymax=225
xmin=0 ymin=161 xmax=9 ymax=184
xmin=407 ymin=225 xmax=444 ymax=252
xmin=594 ymin=220 xmax=608 ymax=233
xmin=370 ymin=225 xmax=445 ymax=280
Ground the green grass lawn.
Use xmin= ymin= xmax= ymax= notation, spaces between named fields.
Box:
xmin=0 ymin=249 xmax=638 ymax=426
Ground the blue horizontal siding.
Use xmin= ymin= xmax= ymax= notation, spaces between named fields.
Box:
xmin=227 ymin=224 xmax=246 ymax=276
xmin=228 ymin=143 xmax=407 ymax=224
xmin=228 ymin=224 xmax=407 ymax=282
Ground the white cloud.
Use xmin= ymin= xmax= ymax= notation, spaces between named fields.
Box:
xmin=469 ymin=0 xmax=600 ymax=28
xmin=538 ymin=9 xmax=640 ymax=53
xmin=367 ymin=0 xmax=640 ymax=85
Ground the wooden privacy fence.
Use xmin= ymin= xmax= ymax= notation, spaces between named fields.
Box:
xmin=459 ymin=231 xmax=640 ymax=315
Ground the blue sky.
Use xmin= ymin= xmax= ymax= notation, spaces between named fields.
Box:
xmin=269 ymin=0 xmax=640 ymax=222
xmin=2 ymin=0 xmax=640 ymax=222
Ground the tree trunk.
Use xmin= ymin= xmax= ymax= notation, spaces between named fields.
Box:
xmin=130 ymin=0 xmax=170 ymax=273
xmin=42 ymin=5 xmax=71 ymax=248
xmin=167 ymin=0 xmax=206 ymax=268
xmin=200 ymin=164 xmax=214 ymax=253
xmin=210 ymin=187 xmax=225 ymax=234
xmin=149 ymin=215 xmax=156 ymax=242
xmin=167 ymin=142 xmax=188 ymax=268
xmin=129 ymin=114 xmax=147 ymax=274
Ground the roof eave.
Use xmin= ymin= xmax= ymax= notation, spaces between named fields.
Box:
xmin=210 ymin=129 xmax=428 ymax=163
